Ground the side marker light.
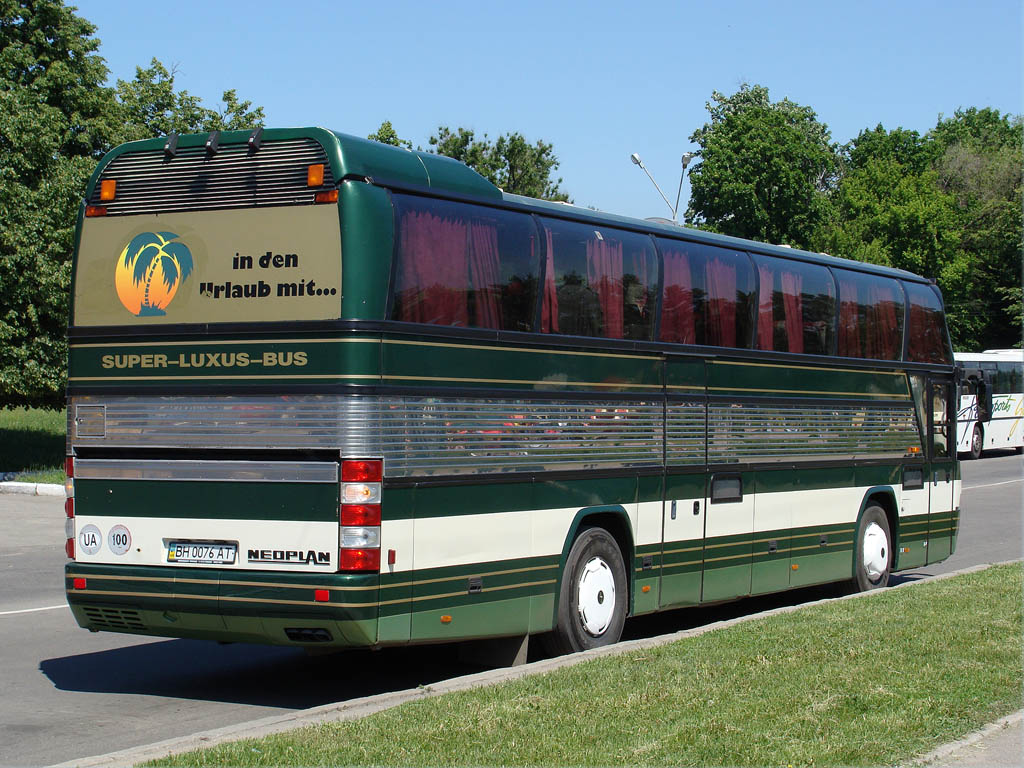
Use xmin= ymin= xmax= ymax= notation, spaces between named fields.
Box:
xmin=440 ymin=615 xmax=452 ymax=624
xmin=73 ymin=577 xmax=86 ymax=590
xmin=313 ymin=589 xmax=329 ymax=602
xmin=99 ymin=179 xmax=117 ymax=201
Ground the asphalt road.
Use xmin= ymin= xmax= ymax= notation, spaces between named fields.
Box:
xmin=1 ymin=452 xmax=1020 ymax=767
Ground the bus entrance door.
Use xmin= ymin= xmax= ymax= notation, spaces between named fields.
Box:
xmin=927 ymin=379 xmax=956 ymax=564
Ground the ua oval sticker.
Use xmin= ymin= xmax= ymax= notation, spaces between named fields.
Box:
xmin=115 ymin=232 xmax=194 ymax=316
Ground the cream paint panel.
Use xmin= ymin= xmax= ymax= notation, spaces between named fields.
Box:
xmin=413 ymin=509 xmax=536 ymax=572
xmin=380 ymin=519 xmax=414 ymax=575
xmin=72 ymin=515 xmax=338 ymax=571
xmin=786 ymin=486 xmax=870 ymax=531
xmin=635 ymin=501 xmax=662 ymax=547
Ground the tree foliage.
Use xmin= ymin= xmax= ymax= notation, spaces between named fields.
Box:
xmin=366 ymin=120 xmax=411 ymax=149
xmin=686 ymin=83 xmax=838 ymax=247
xmin=0 ymin=0 xmax=263 ymax=407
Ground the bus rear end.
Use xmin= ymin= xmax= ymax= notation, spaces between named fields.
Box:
xmin=64 ymin=128 xmax=380 ymax=648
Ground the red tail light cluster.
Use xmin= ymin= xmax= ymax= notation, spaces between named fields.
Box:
xmin=64 ymin=456 xmax=75 ymax=559
xmin=339 ymin=459 xmax=382 ymax=572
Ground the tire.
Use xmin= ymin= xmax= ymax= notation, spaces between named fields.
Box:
xmin=969 ymin=424 xmax=983 ymax=460
xmin=854 ymin=505 xmax=891 ymax=592
xmin=545 ymin=527 xmax=627 ymax=655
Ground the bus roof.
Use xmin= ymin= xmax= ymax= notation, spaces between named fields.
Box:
xmin=87 ymin=126 xmax=938 ymax=286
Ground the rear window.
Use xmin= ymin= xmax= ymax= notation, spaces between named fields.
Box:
xmin=753 ymin=254 xmax=836 ymax=355
xmin=391 ymin=195 xmax=539 ymax=331
xmin=904 ymin=282 xmax=952 ymax=364
xmin=835 ymin=270 xmax=905 ymax=360
xmin=539 ymin=219 xmax=658 ymax=340
xmin=657 ymin=239 xmax=755 ymax=349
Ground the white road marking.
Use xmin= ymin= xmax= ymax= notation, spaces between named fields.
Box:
xmin=0 ymin=604 xmax=68 ymax=617
xmin=963 ymin=479 xmax=1023 ymax=490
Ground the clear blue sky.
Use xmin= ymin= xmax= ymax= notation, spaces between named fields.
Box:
xmin=73 ymin=0 xmax=1021 ymax=221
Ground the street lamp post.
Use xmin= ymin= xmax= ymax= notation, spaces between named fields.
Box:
xmin=630 ymin=151 xmax=695 ymax=224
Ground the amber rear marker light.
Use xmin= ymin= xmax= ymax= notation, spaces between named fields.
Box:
xmin=85 ymin=205 xmax=107 ymax=217
xmin=99 ymin=179 xmax=117 ymax=201
xmin=307 ymin=163 xmax=325 ymax=187
xmin=314 ymin=189 xmax=338 ymax=203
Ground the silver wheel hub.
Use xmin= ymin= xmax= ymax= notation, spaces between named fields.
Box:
xmin=577 ymin=556 xmax=615 ymax=635
xmin=862 ymin=521 xmax=888 ymax=581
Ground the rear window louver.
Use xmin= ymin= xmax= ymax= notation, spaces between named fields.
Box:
xmin=88 ymin=138 xmax=336 ymax=215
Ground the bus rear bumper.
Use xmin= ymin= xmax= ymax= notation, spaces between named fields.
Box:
xmin=64 ymin=563 xmax=379 ymax=648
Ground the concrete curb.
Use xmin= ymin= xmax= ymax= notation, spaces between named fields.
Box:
xmin=50 ymin=558 xmax=1022 ymax=768
xmin=0 ymin=481 xmax=64 ymax=497
xmin=906 ymin=708 xmax=1023 ymax=766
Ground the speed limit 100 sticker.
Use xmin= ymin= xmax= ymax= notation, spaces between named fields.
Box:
xmin=107 ymin=524 xmax=132 ymax=555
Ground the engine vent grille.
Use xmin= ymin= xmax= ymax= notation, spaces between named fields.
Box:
xmin=82 ymin=605 xmax=147 ymax=631
xmin=88 ymin=138 xmax=335 ymax=215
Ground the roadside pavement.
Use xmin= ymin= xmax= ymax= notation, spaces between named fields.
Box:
xmin=913 ymin=710 xmax=1023 ymax=767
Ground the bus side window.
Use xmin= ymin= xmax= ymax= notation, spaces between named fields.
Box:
xmin=904 ymin=282 xmax=953 ymax=364
xmin=656 ymin=238 xmax=754 ymax=349
xmin=835 ymin=270 xmax=904 ymax=360
xmin=752 ymin=254 xmax=836 ymax=355
xmin=540 ymin=218 xmax=657 ymax=341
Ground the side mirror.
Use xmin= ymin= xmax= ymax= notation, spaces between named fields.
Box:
xmin=976 ymin=380 xmax=993 ymax=423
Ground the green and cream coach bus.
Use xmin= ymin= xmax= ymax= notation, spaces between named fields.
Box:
xmin=64 ymin=127 xmax=959 ymax=656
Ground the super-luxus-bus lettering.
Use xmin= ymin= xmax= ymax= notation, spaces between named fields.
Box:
xmin=100 ymin=351 xmax=307 ymax=369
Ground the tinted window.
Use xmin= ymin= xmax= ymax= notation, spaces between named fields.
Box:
xmin=835 ymin=270 xmax=905 ymax=360
xmin=540 ymin=219 xmax=658 ymax=340
xmin=994 ymin=362 xmax=1023 ymax=394
xmin=391 ymin=196 xmax=539 ymax=331
xmin=753 ymin=254 xmax=836 ymax=355
xmin=904 ymin=282 xmax=953 ymax=364
xmin=657 ymin=239 xmax=755 ymax=348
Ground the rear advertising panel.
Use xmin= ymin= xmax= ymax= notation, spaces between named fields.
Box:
xmin=73 ymin=204 xmax=342 ymax=327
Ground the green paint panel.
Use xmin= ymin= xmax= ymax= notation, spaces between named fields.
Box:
xmin=75 ymin=479 xmax=338 ymax=521
xmin=412 ymin=595 xmax=534 ymax=642
xmin=790 ymin=549 xmax=852 ymax=588
xmin=341 ymin=183 xmax=393 ymax=320
xmin=665 ymin=356 xmax=706 ymax=391
xmin=404 ymin=480 xmax=534 ymax=521
xmin=708 ymin=359 xmax=910 ymax=399
xmin=751 ymin=558 xmax=791 ymax=595
xmin=529 ymin=594 xmax=556 ymax=634
xmin=68 ymin=336 xmax=381 ymax=388
xmin=534 ymin=475 xmax=637 ymax=511
xmin=701 ymin=563 xmax=751 ymax=603
xmin=382 ymin=336 xmax=662 ymax=392
xmin=660 ymin=571 xmax=702 ymax=609
xmin=633 ymin=576 xmax=659 ymax=615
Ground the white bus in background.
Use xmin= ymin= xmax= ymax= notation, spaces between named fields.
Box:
xmin=955 ymin=349 xmax=1024 ymax=459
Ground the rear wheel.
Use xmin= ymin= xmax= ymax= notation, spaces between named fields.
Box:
xmin=854 ymin=505 xmax=891 ymax=591
xmin=545 ymin=527 xmax=627 ymax=655
xmin=969 ymin=424 xmax=983 ymax=460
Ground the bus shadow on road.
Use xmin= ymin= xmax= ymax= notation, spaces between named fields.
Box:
xmin=39 ymin=638 xmax=476 ymax=709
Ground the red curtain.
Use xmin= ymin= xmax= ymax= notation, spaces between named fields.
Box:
xmin=660 ymin=249 xmax=695 ymax=343
xmin=469 ymin=221 xmax=502 ymax=329
xmin=781 ymin=268 xmax=803 ymax=354
xmin=541 ymin=229 xmax=558 ymax=333
xmin=838 ymin=276 xmax=860 ymax=358
xmin=869 ymin=282 xmax=900 ymax=360
xmin=587 ymin=238 xmax=624 ymax=338
xmin=706 ymin=256 xmax=737 ymax=347
xmin=396 ymin=210 xmax=468 ymax=326
xmin=756 ymin=262 xmax=774 ymax=350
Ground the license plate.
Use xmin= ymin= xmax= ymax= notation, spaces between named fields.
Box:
xmin=167 ymin=541 xmax=237 ymax=565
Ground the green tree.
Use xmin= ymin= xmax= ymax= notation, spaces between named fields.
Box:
xmin=428 ymin=126 xmax=570 ymax=201
xmin=0 ymin=0 xmax=117 ymax=406
xmin=0 ymin=1 xmax=265 ymax=407
xmin=685 ymin=83 xmax=838 ymax=247
xmin=367 ymin=120 xmax=412 ymax=149
xmin=115 ymin=58 xmax=264 ymax=142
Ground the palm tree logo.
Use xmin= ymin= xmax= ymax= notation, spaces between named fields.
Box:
xmin=115 ymin=232 xmax=194 ymax=316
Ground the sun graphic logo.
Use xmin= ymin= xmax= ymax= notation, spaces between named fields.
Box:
xmin=115 ymin=232 xmax=194 ymax=316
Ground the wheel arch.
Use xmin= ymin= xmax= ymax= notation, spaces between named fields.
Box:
xmin=855 ymin=486 xmax=899 ymax=572
xmin=553 ymin=505 xmax=635 ymax=623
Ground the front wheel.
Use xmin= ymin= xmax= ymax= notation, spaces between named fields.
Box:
xmin=545 ymin=527 xmax=627 ymax=655
xmin=854 ymin=505 xmax=891 ymax=591
xmin=969 ymin=424 xmax=983 ymax=460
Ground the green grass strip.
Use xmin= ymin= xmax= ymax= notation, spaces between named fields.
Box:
xmin=0 ymin=407 xmax=66 ymax=479
xmin=148 ymin=563 xmax=1022 ymax=767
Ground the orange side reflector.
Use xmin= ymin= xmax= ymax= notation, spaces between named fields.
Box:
xmin=85 ymin=205 xmax=107 ymax=217
xmin=99 ymin=179 xmax=117 ymax=201
xmin=307 ymin=164 xmax=325 ymax=187
xmin=641 ymin=585 xmax=651 ymax=593
xmin=791 ymin=564 xmax=799 ymax=571
xmin=314 ymin=189 xmax=338 ymax=204
xmin=440 ymin=615 xmax=452 ymax=624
